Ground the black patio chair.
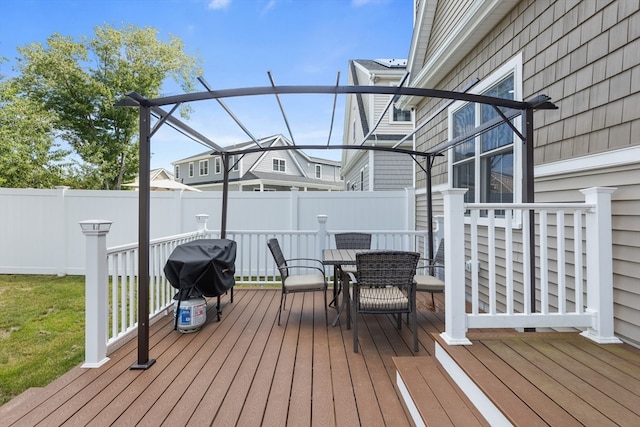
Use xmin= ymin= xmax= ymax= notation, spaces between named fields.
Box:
xmin=267 ymin=238 xmax=328 ymax=326
xmin=349 ymin=251 xmax=420 ymax=353
xmin=415 ymin=238 xmax=445 ymax=310
xmin=333 ymin=233 xmax=372 ymax=304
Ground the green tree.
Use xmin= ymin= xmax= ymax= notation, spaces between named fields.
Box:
xmin=0 ymin=72 xmax=69 ymax=188
xmin=14 ymin=24 xmax=202 ymax=189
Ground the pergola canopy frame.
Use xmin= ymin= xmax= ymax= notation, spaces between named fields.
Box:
xmin=119 ymin=82 xmax=557 ymax=369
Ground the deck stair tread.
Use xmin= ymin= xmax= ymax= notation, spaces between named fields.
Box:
xmin=393 ymin=356 xmax=488 ymax=426
xmin=434 ymin=331 xmax=640 ymax=427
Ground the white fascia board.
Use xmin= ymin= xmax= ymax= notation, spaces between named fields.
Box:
xmin=406 ymin=0 xmax=437 ymax=80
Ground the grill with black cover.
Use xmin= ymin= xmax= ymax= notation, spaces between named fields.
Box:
xmin=164 ymin=239 xmax=236 ymax=325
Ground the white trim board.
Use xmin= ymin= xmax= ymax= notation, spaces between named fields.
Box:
xmin=535 ymin=146 xmax=640 ymax=177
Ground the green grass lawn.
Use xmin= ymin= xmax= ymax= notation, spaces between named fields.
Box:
xmin=0 ymin=275 xmax=86 ymax=406
xmin=0 ymin=275 xmax=278 ymax=406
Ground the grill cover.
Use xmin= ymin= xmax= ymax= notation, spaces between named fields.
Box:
xmin=164 ymin=239 xmax=236 ymax=300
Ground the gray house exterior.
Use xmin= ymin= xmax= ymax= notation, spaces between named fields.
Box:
xmin=399 ymin=0 xmax=640 ymax=346
xmin=172 ymin=134 xmax=343 ymax=191
xmin=341 ymin=59 xmax=415 ymax=191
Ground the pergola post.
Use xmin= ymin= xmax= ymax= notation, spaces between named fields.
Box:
xmin=131 ymin=104 xmax=155 ymax=370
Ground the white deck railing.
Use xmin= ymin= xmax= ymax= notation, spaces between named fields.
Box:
xmin=81 ymin=215 xmax=431 ymax=366
xmin=440 ymin=187 xmax=621 ymax=346
xmin=81 ymin=186 xmax=620 ymax=367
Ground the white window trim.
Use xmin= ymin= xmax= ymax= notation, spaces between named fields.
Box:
xmin=315 ymin=164 xmax=322 ymax=179
xmin=447 ymin=53 xmax=523 ymax=228
xmin=199 ymin=159 xmax=209 ymax=176
xmin=273 ymin=158 xmax=286 ymax=172
xmin=389 ymin=82 xmax=412 ymax=124
xmin=188 ymin=162 xmax=194 ymax=178
xmin=214 ymin=157 xmax=221 ymax=174
xmin=174 ymin=165 xmax=180 ymax=180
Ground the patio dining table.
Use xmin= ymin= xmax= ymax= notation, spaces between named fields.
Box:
xmin=322 ymin=249 xmax=367 ymax=328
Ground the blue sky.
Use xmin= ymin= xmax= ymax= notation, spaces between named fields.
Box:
xmin=1 ymin=0 xmax=414 ymax=170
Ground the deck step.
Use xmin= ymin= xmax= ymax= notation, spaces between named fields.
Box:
xmin=393 ymin=356 xmax=488 ymax=427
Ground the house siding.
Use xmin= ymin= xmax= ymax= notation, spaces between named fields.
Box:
xmin=411 ymin=0 xmax=640 ymax=345
xmin=373 ymin=151 xmax=413 ymax=191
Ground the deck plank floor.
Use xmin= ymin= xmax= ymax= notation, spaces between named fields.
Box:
xmin=2 ymin=288 xmax=639 ymax=426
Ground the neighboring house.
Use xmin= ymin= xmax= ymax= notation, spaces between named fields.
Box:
xmin=172 ymin=134 xmax=343 ymax=191
xmin=125 ymin=168 xmax=201 ymax=191
xmin=341 ymin=59 xmax=415 ymax=191
xmin=398 ymin=0 xmax=639 ymax=346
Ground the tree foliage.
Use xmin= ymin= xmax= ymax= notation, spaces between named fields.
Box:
xmin=12 ymin=24 xmax=202 ymax=189
xmin=0 ymin=72 xmax=69 ymax=188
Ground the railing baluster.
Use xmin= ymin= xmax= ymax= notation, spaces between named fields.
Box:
xmin=540 ymin=211 xmax=548 ymax=314
xmin=488 ymin=210 xmax=496 ymax=315
xmin=574 ymin=210 xmax=584 ymax=313
xmin=557 ymin=211 xmax=566 ymax=314
xmin=505 ymin=209 xmax=513 ymax=315
xmin=470 ymin=210 xmax=479 ymax=315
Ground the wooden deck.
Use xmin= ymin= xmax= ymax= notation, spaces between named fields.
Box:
xmin=1 ymin=288 xmax=639 ymax=426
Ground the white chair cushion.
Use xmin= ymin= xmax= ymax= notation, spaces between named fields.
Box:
xmin=284 ymin=274 xmax=325 ymax=290
xmin=414 ymin=274 xmax=444 ymax=292
xmin=359 ymin=286 xmax=408 ymax=310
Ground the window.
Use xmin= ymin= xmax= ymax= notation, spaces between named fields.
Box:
xmin=448 ymin=54 xmax=522 ymax=212
xmin=229 ymin=155 xmax=239 ymax=171
xmin=390 ymin=83 xmax=411 ymax=123
xmin=215 ymin=157 xmax=221 ymax=174
xmin=315 ymin=164 xmax=321 ymax=179
xmin=273 ymin=158 xmax=285 ymax=172
xmin=174 ymin=165 xmax=180 ymax=180
xmin=199 ymin=159 xmax=209 ymax=176
xmin=360 ymin=169 xmax=364 ymax=191
xmin=188 ymin=162 xmax=194 ymax=178
xmin=392 ymin=105 xmax=411 ymax=122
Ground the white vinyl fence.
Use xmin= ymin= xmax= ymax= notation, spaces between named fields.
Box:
xmin=0 ymin=187 xmax=416 ymax=275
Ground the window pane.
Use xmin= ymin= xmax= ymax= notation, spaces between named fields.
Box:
xmin=393 ymin=106 xmax=411 ymax=121
xmin=481 ymin=150 xmax=513 ymax=203
xmin=453 ymin=161 xmax=475 ymax=203
xmin=481 ymin=75 xmax=514 ymax=153
xmin=453 ymin=103 xmax=475 ymax=162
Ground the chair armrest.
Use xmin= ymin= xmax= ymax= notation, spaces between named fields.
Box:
xmin=347 ymin=271 xmax=358 ymax=284
xmin=287 ymin=257 xmax=325 ymax=268
xmin=279 ymin=264 xmax=325 ymax=275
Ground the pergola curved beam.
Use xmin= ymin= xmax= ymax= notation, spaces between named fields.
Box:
xmin=120 ymin=84 xmax=556 ymax=370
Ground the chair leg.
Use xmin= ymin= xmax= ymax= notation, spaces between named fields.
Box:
xmin=278 ymin=291 xmax=285 ymax=325
xmin=353 ymin=312 xmax=358 ymax=353
xmin=431 ymin=292 xmax=435 ymax=308
xmin=323 ymin=287 xmax=328 ymax=325
xmin=413 ymin=308 xmax=418 ymax=352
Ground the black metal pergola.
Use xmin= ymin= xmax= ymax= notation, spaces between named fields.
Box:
xmin=117 ymin=80 xmax=557 ymax=369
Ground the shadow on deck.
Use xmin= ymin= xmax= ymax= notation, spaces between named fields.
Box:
xmin=1 ymin=289 xmax=638 ymax=426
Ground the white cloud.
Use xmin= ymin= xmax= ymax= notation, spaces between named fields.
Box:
xmin=208 ymin=0 xmax=231 ymax=10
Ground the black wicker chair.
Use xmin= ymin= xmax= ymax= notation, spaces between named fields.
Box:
xmin=415 ymin=239 xmax=445 ymax=310
xmin=267 ymin=238 xmax=328 ymax=326
xmin=333 ymin=233 xmax=372 ymax=305
xmin=349 ymin=251 xmax=420 ymax=353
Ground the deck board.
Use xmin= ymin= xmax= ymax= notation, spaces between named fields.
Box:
xmin=2 ymin=289 xmax=640 ymax=426
xmin=432 ymin=331 xmax=640 ymax=427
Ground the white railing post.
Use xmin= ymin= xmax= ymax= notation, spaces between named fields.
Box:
xmin=440 ymin=188 xmax=472 ymax=345
xmin=317 ymin=214 xmax=328 ymax=259
xmin=579 ymin=187 xmax=622 ymax=344
xmin=195 ymin=213 xmax=210 ymax=233
xmin=79 ymin=219 xmax=113 ymax=368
